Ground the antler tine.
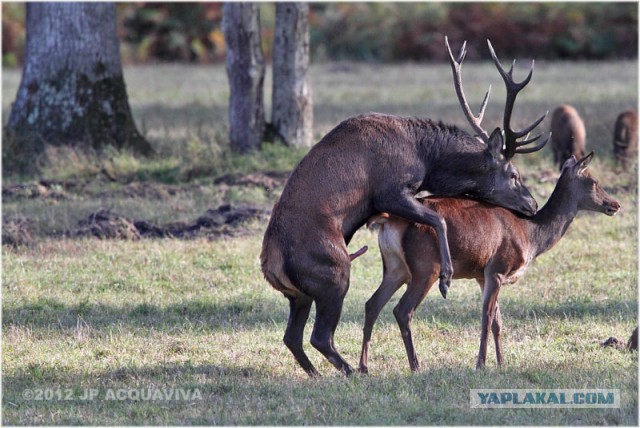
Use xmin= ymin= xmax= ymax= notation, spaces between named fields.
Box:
xmin=487 ymin=40 xmax=534 ymax=90
xmin=514 ymin=133 xmax=551 ymax=154
xmin=487 ymin=39 xmax=547 ymax=158
xmin=513 ymin=111 xmax=548 ymax=139
xmin=457 ymin=41 xmax=467 ymax=63
xmin=515 ymin=133 xmax=541 ymax=147
xmin=445 ymin=36 xmax=491 ymax=142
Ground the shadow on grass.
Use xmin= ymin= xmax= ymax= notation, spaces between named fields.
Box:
xmin=3 ymin=294 xmax=636 ymax=334
xmin=3 ymin=360 xmax=263 ymax=388
xmin=2 ymin=358 xmax=637 ymax=425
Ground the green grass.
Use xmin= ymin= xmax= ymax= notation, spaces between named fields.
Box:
xmin=2 ymin=208 xmax=637 ymax=424
xmin=2 ymin=60 xmax=638 ymax=425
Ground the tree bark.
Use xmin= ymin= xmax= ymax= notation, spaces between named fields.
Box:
xmin=6 ymin=3 xmax=152 ymax=156
xmin=272 ymin=3 xmax=313 ymax=148
xmin=222 ymin=3 xmax=266 ymax=153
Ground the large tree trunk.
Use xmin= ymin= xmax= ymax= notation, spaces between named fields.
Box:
xmin=7 ymin=3 xmax=152 ymax=156
xmin=272 ymin=3 xmax=313 ymax=148
xmin=222 ymin=3 xmax=265 ymax=153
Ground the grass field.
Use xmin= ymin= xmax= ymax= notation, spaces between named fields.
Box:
xmin=2 ymin=60 xmax=638 ymax=425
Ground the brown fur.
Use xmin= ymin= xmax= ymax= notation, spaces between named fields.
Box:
xmin=261 ymin=40 xmax=549 ymax=377
xmin=359 ymin=153 xmax=620 ymax=372
xmin=550 ymin=105 xmax=586 ymax=170
xmin=613 ymin=109 xmax=638 ymax=171
xmin=260 ymin=114 xmax=539 ymax=377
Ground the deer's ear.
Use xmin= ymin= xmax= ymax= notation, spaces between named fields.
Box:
xmin=563 ymin=151 xmax=594 ymax=175
xmin=576 ymin=151 xmax=595 ymax=173
xmin=561 ymin=155 xmax=578 ymax=172
xmin=487 ymin=127 xmax=504 ymax=158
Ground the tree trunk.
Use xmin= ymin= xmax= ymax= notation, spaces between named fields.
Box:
xmin=6 ymin=3 xmax=152 ymax=156
xmin=272 ymin=3 xmax=313 ymax=148
xmin=222 ymin=3 xmax=265 ymax=153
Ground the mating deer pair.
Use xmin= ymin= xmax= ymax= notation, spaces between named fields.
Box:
xmin=262 ymin=38 xmax=551 ymax=376
xmin=360 ymin=152 xmax=620 ymax=372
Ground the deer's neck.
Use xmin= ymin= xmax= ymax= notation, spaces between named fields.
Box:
xmin=528 ymin=177 xmax=578 ymax=257
xmin=419 ymin=127 xmax=487 ymax=196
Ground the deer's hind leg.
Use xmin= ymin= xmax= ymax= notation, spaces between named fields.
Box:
xmin=359 ymin=257 xmax=410 ymax=373
xmin=292 ymin=243 xmax=355 ymax=376
xmin=492 ymin=303 xmax=504 ymax=366
xmin=476 ymin=279 xmax=504 ymax=367
xmin=392 ymin=264 xmax=439 ymax=372
xmin=310 ymin=292 xmax=353 ymax=375
xmin=476 ymin=275 xmax=502 ymax=369
xmin=374 ymin=192 xmax=453 ymax=298
xmin=283 ymin=294 xmax=319 ymax=377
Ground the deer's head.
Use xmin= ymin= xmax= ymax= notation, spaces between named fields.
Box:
xmin=561 ymin=152 xmax=621 ymax=216
xmin=446 ymin=38 xmax=550 ymax=216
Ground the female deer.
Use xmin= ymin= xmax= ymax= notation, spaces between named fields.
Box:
xmin=359 ymin=153 xmax=620 ymax=373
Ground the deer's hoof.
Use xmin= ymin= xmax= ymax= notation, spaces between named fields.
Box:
xmin=358 ymin=365 xmax=369 ymax=374
xmin=438 ymin=277 xmax=449 ymax=299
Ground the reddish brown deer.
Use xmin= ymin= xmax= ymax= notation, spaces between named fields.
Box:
xmin=550 ymin=104 xmax=586 ymax=170
xmin=261 ymin=38 xmax=550 ymax=376
xmin=359 ymin=152 xmax=620 ymax=373
xmin=613 ymin=109 xmax=638 ymax=171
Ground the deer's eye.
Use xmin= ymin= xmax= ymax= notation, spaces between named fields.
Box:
xmin=511 ymin=173 xmax=518 ymax=181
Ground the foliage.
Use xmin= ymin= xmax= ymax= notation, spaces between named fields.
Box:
xmin=310 ymin=2 xmax=638 ymax=62
xmin=118 ymin=3 xmax=224 ymax=63
xmin=2 ymin=3 xmax=637 ymax=66
xmin=1 ymin=3 xmax=25 ymax=67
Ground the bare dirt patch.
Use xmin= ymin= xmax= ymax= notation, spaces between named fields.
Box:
xmin=213 ymin=171 xmax=289 ymax=191
xmin=71 ymin=205 xmax=270 ymax=241
xmin=3 ymin=172 xmax=282 ymax=246
xmin=96 ymin=181 xmax=192 ymax=200
xmin=2 ymin=216 xmax=37 ymax=247
xmin=73 ymin=210 xmax=141 ymax=240
xmin=2 ymin=181 xmax=70 ymax=201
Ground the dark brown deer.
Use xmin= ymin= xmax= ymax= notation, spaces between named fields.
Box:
xmin=613 ymin=109 xmax=638 ymax=171
xmin=261 ymin=38 xmax=550 ymax=377
xmin=550 ymin=104 xmax=586 ymax=170
xmin=359 ymin=152 xmax=620 ymax=373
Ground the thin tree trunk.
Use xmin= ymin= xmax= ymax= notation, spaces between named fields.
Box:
xmin=272 ymin=3 xmax=313 ymax=148
xmin=7 ymin=3 xmax=152 ymax=156
xmin=222 ymin=3 xmax=265 ymax=153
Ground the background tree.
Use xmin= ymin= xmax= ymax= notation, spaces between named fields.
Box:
xmin=272 ymin=3 xmax=313 ymax=148
xmin=6 ymin=2 xmax=152 ymax=158
xmin=222 ymin=3 xmax=265 ymax=153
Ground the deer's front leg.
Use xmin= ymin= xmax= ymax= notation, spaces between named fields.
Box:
xmin=375 ymin=191 xmax=453 ymax=298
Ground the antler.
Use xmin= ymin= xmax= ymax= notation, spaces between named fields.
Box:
xmin=487 ymin=40 xmax=550 ymax=158
xmin=445 ymin=36 xmax=491 ymax=143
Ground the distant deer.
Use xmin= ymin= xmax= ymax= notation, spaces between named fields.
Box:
xmin=613 ymin=109 xmax=638 ymax=171
xmin=261 ymin=37 xmax=550 ymax=376
xmin=550 ymin=104 xmax=586 ymax=170
xmin=359 ymin=152 xmax=620 ymax=373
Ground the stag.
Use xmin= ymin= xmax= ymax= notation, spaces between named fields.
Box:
xmin=261 ymin=38 xmax=550 ymax=376
xmin=613 ymin=109 xmax=638 ymax=171
xmin=550 ymin=104 xmax=586 ymax=170
xmin=359 ymin=153 xmax=620 ymax=373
